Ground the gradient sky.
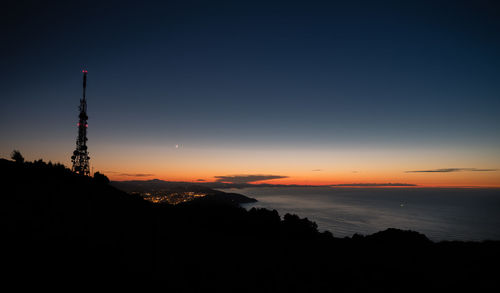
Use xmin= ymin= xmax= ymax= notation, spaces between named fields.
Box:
xmin=1 ymin=0 xmax=499 ymax=186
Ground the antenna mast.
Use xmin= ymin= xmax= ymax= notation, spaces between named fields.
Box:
xmin=71 ymin=70 xmax=90 ymax=175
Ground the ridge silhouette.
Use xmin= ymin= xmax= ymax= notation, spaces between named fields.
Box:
xmin=1 ymin=157 xmax=499 ymax=291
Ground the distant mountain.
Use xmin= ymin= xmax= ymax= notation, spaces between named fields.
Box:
xmin=111 ymin=179 xmax=257 ymax=205
xmin=112 ymin=178 xmax=320 ymax=190
xmin=112 ymin=178 xmax=418 ymax=190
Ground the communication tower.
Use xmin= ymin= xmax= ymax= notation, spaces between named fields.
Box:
xmin=71 ymin=70 xmax=90 ymax=175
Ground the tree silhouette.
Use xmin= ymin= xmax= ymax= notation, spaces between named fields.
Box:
xmin=11 ymin=150 xmax=24 ymax=164
xmin=94 ymin=171 xmax=110 ymax=184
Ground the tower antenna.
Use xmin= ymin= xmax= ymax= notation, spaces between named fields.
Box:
xmin=71 ymin=70 xmax=90 ymax=175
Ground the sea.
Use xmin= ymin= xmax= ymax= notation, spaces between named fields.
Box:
xmin=221 ymin=187 xmax=500 ymax=242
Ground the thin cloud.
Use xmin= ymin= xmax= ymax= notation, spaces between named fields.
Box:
xmin=214 ymin=175 xmax=288 ymax=184
xmin=119 ymin=173 xmax=154 ymax=177
xmin=330 ymin=183 xmax=417 ymax=187
xmin=405 ymin=168 xmax=498 ymax=173
xmin=102 ymin=170 xmax=154 ymax=177
xmin=312 ymin=169 xmax=323 ymax=172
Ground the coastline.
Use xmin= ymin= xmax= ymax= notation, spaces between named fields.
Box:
xmin=231 ymin=186 xmax=500 ymax=241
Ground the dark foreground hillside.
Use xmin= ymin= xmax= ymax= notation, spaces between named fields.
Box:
xmin=1 ymin=158 xmax=499 ymax=291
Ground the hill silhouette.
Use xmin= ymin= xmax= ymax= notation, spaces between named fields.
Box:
xmin=111 ymin=179 xmax=257 ymax=205
xmin=1 ymin=158 xmax=499 ymax=291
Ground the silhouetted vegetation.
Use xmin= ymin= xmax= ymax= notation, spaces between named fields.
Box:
xmin=93 ymin=171 xmax=110 ymax=185
xmin=11 ymin=150 xmax=24 ymax=163
xmin=1 ymin=157 xmax=499 ymax=291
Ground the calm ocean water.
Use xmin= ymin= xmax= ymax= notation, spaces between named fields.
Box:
xmin=224 ymin=187 xmax=500 ymax=241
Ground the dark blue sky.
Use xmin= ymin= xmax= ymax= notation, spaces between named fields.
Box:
xmin=1 ymin=0 xmax=499 ymax=185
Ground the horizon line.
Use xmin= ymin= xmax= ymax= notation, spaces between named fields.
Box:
xmin=110 ymin=178 xmax=500 ymax=189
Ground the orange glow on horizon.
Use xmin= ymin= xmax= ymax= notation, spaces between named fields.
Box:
xmin=82 ymin=143 xmax=500 ymax=188
xmin=105 ymin=171 xmax=500 ymax=188
xmin=5 ymin=142 xmax=499 ymax=188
